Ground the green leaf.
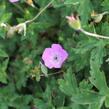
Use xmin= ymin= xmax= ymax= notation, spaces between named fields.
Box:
xmin=33 ymin=98 xmax=52 ymax=109
xmin=57 ymin=107 xmax=71 ymax=109
xmin=40 ymin=62 xmax=48 ymax=77
xmin=0 ymin=27 xmax=6 ymax=39
xmin=73 ymin=53 xmax=90 ymax=71
xmin=0 ymin=72 xmax=7 ymax=83
xmin=79 ymin=80 xmax=93 ymax=90
xmin=58 ymin=103 xmax=86 ymax=109
xmin=75 ymin=40 xmax=97 ymax=54
xmin=71 ymin=90 xmax=102 ymax=104
xmin=70 ymin=103 xmax=87 ymax=109
xmin=0 ymin=103 xmax=8 ymax=109
xmin=0 ymin=4 xmax=5 ymax=18
xmin=52 ymin=0 xmax=80 ymax=8
xmin=58 ymin=67 xmax=79 ymax=96
xmin=1 ymin=13 xmax=12 ymax=23
xmin=0 ymin=49 xmax=8 ymax=57
xmin=78 ymin=0 xmax=93 ymax=24
xmin=31 ymin=65 xmax=41 ymax=82
xmin=10 ymin=95 xmax=32 ymax=109
xmin=28 ymin=22 xmax=52 ymax=33
xmin=105 ymin=96 xmax=109 ymax=108
xmin=64 ymin=0 xmax=80 ymax=5
xmin=101 ymin=22 xmax=109 ymax=36
xmin=36 ymin=0 xmax=51 ymax=8
xmin=43 ymin=85 xmax=52 ymax=102
xmin=89 ymin=41 xmax=109 ymax=94
xmin=59 ymin=68 xmax=102 ymax=105
xmin=52 ymin=0 xmax=64 ymax=8
xmin=89 ymin=70 xmax=109 ymax=94
xmin=102 ymin=0 xmax=109 ymax=11
xmin=0 ymin=59 xmax=8 ymax=83
xmin=88 ymin=97 xmax=105 ymax=109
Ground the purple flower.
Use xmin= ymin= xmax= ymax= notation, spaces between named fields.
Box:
xmin=9 ymin=0 xmax=19 ymax=2
xmin=42 ymin=44 xmax=68 ymax=69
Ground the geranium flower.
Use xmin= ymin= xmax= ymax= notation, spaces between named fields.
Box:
xmin=42 ymin=44 xmax=68 ymax=69
xmin=9 ymin=0 xmax=19 ymax=2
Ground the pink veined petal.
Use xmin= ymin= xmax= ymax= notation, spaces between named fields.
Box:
xmin=53 ymin=62 xmax=62 ymax=68
xmin=44 ymin=60 xmax=54 ymax=69
xmin=52 ymin=44 xmax=62 ymax=50
xmin=42 ymin=48 xmax=53 ymax=60
xmin=60 ymin=49 xmax=68 ymax=62
xmin=66 ymin=16 xmax=72 ymax=21
xmin=66 ymin=16 xmax=75 ymax=22
xmin=9 ymin=0 xmax=19 ymax=2
xmin=42 ymin=48 xmax=54 ymax=69
xmin=53 ymin=50 xmax=68 ymax=68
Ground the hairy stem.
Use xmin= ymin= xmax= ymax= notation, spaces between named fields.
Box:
xmin=25 ymin=0 xmax=54 ymax=24
xmin=102 ymin=11 xmax=109 ymax=15
xmin=79 ymin=28 xmax=109 ymax=39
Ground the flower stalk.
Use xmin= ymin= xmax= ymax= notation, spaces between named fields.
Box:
xmin=25 ymin=0 xmax=54 ymax=24
xmin=79 ymin=28 xmax=109 ymax=39
xmin=66 ymin=13 xmax=109 ymax=39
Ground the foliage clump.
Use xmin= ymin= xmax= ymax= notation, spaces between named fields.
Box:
xmin=1 ymin=0 xmax=109 ymax=109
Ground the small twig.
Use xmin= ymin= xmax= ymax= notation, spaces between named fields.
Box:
xmin=79 ymin=28 xmax=109 ymax=39
xmin=25 ymin=0 xmax=54 ymax=24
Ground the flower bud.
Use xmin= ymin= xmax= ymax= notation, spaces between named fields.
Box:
xmin=7 ymin=26 xmax=16 ymax=38
xmin=26 ymin=0 xmax=35 ymax=8
xmin=66 ymin=14 xmax=81 ymax=30
xmin=15 ymin=23 xmax=26 ymax=36
xmin=91 ymin=11 xmax=109 ymax=23
xmin=31 ymin=65 xmax=40 ymax=81
xmin=91 ymin=11 xmax=103 ymax=23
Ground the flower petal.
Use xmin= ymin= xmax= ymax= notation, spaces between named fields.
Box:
xmin=52 ymin=44 xmax=62 ymax=50
xmin=9 ymin=0 xmax=19 ymax=2
xmin=42 ymin=48 xmax=54 ymax=69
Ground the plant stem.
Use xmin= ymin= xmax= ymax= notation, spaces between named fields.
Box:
xmin=41 ymin=70 xmax=64 ymax=77
xmin=102 ymin=11 xmax=109 ymax=15
xmin=25 ymin=0 xmax=54 ymax=24
xmin=79 ymin=28 xmax=109 ymax=39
